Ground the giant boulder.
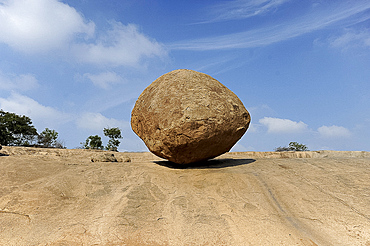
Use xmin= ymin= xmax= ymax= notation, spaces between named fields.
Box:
xmin=131 ymin=69 xmax=250 ymax=164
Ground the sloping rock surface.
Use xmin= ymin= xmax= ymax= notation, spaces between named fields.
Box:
xmin=0 ymin=147 xmax=370 ymax=245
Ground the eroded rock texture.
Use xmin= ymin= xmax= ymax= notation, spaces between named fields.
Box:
xmin=131 ymin=69 xmax=250 ymax=164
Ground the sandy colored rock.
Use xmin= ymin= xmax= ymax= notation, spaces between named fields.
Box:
xmin=91 ymin=153 xmax=118 ymax=162
xmin=117 ymin=155 xmax=131 ymax=162
xmin=131 ymin=69 xmax=251 ymax=164
xmin=1 ymin=146 xmax=370 ymax=245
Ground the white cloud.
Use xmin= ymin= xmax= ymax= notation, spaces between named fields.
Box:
xmin=72 ymin=22 xmax=166 ymax=67
xmin=0 ymin=72 xmax=39 ymax=91
xmin=0 ymin=1 xmax=165 ymax=67
xmin=0 ymin=92 xmax=71 ymax=128
xmin=171 ymin=1 xmax=370 ymax=50
xmin=0 ymin=0 xmax=94 ymax=53
xmin=259 ymin=117 xmax=308 ymax=134
xmin=83 ymin=71 xmax=123 ymax=89
xmin=76 ymin=112 xmax=129 ymax=131
xmin=317 ymin=125 xmax=351 ymax=138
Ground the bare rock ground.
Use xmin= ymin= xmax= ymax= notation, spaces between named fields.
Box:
xmin=0 ymin=146 xmax=369 ymax=245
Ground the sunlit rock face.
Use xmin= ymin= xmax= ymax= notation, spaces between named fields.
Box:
xmin=131 ymin=69 xmax=250 ymax=164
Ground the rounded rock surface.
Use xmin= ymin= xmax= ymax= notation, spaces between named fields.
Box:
xmin=131 ymin=69 xmax=250 ymax=164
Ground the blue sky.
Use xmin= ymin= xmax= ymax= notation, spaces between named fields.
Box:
xmin=1 ymin=0 xmax=369 ymax=152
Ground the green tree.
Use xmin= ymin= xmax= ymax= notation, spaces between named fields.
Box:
xmin=38 ymin=128 xmax=59 ymax=148
xmin=275 ymin=141 xmax=309 ymax=152
xmin=103 ymin=127 xmax=122 ymax=151
xmin=83 ymin=135 xmax=103 ymax=150
xmin=0 ymin=110 xmax=38 ymax=146
xmin=288 ymin=141 xmax=308 ymax=151
xmin=274 ymin=146 xmax=291 ymax=152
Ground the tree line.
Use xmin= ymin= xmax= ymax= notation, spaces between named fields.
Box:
xmin=0 ymin=110 xmax=62 ymax=148
xmin=0 ymin=110 xmax=123 ymax=151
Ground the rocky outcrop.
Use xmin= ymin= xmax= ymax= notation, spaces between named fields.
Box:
xmin=131 ymin=69 xmax=250 ymax=164
xmin=91 ymin=153 xmax=131 ymax=162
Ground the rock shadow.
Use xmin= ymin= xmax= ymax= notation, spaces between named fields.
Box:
xmin=154 ymin=158 xmax=256 ymax=169
xmin=0 ymin=153 xmax=9 ymax=156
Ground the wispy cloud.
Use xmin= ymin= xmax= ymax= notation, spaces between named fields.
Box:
xmin=0 ymin=71 xmax=39 ymax=91
xmin=317 ymin=125 xmax=351 ymax=138
xmin=259 ymin=117 xmax=308 ymax=134
xmin=170 ymin=1 xmax=370 ymax=50
xmin=76 ymin=112 xmax=129 ymax=131
xmin=329 ymin=28 xmax=370 ymax=50
xmin=0 ymin=92 xmax=71 ymax=128
xmin=203 ymin=0 xmax=290 ymax=23
xmin=83 ymin=71 xmax=124 ymax=89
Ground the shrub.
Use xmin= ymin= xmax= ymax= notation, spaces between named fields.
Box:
xmin=82 ymin=135 xmax=104 ymax=150
xmin=275 ymin=141 xmax=309 ymax=152
xmin=38 ymin=128 xmax=58 ymax=147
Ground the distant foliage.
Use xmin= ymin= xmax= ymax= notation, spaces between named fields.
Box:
xmin=289 ymin=141 xmax=309 ymax=151
xmin=103 ymin=127 xmax=122 ymax=151
xmin=81 ymin=127 xmax=123 ymax=151
xmin=0 ymin=110 xmax=38 ymax=146
xmin=83 ymin=135 xmax=104 ymax=150
xmin=275 ymin=146 xmax=291 ymax=152
xmin=38 ymin=128 xmax=65 ymax=148
xmin=275 ymin=142 xmax=309 ymax=152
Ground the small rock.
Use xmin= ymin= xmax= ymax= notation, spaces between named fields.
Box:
xmin=117 ymin=156 xmax=131 ymax=163
xmin=91 ymin=153 xmax=117 ymax=162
